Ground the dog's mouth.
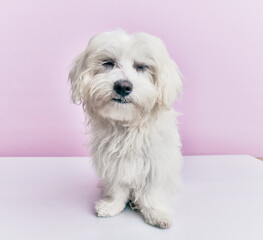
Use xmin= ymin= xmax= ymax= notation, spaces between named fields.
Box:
xmin=112 ymin=98 xmax=131 ymax=104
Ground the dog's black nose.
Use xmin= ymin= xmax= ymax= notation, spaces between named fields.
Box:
xmin=113 ymin=80 xmax=133 ymax=97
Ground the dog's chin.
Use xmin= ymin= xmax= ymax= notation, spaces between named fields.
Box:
xmin=98 ymin=100 xmax=139 ymax=122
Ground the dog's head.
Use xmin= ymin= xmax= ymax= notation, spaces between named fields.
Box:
xmin=69 ymin=30 xmax=182 ymax=123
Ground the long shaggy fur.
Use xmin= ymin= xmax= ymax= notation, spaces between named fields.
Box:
xmin=69 ymin=30 xmax=183 ymax=228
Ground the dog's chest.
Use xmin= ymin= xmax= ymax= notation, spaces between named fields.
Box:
xmin=92 ymin=126 xmax=151 ymax=185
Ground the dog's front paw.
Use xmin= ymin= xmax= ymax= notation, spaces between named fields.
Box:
xmin=141 ymin=208 xmax=172 ymax=229
xmin=95 ymin=199 xmax=125 ymax=217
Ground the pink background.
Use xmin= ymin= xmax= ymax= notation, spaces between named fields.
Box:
xmin=0 ymin=0 xmax=262 ymax=157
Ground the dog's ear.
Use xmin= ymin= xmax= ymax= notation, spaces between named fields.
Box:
xmin=156 ymin=57 xmax=182 ymax=109
xmin=68 ymin=49 xmax=89 ymax=104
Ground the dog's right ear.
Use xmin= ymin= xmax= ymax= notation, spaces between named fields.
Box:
xmin=68 ymin=49 xmax=89 ymax=104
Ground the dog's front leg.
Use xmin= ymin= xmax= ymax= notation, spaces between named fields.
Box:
xmin=95 ymin=183 xmax=129 ymax=217
xmin=137 ymin=188 xmax=172 ymax=229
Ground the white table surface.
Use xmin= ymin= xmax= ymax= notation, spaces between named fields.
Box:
xmin=0 ymin=155 xmax=262 ymax=240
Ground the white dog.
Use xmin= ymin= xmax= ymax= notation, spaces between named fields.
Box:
xmin=69 ymin=30 xmax=183 ymax=228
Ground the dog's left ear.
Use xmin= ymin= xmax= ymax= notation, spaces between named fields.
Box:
xmin=156 ymin=57 xmax=182 ymax=109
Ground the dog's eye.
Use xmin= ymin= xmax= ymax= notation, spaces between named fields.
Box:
xmin=134 ymin=64 xmax=148 ymax=72
xmin=102 ymin=60 xmax=115 ymax=69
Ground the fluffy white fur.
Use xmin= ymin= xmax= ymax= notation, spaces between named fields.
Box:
xmin=69 ymin=30 xmax=183 ymax=228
